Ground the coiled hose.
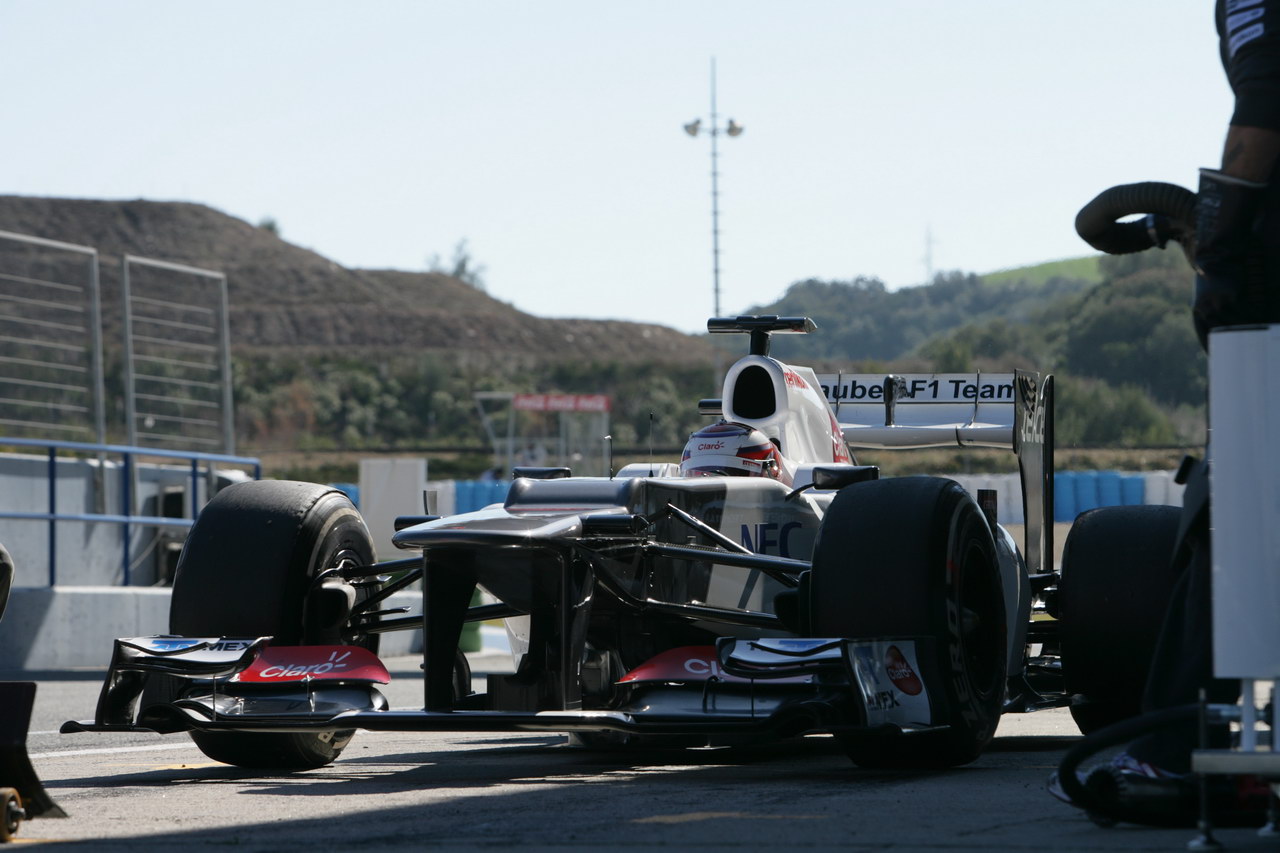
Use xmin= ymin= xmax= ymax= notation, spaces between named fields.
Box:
xmin=1055 ymin=703 xmax=1199 ymax=813
xmin=1075 ymin=181 xmax=1197 ymax=256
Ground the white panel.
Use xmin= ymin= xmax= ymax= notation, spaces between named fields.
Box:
xmin=426 ymin=479 xmax=456 ymax=517
xmin=848 ymin=639 xmax=935 ymax=728
xmin=359 ymin=457 xmax=428 ymax=561
xmin=1209 ymin=326 xmax=1280 ymax=678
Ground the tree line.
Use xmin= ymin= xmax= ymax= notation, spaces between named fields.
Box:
xmin=230 ymin=246 xmax=1204 ymax=476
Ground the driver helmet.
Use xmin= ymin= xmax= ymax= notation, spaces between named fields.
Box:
xmin=680 ymin=421 xmax=790 ymax=484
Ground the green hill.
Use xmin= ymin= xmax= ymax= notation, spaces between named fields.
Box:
xmin=746 ymin=264 xmax=1099 ymax=365
xmin=981 ymin=256 xmax=1102 ymax=288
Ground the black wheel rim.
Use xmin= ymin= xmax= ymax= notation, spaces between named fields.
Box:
xmin=958 ymin=535 xmax=1003 ymax=699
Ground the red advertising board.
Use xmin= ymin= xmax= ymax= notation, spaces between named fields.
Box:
xmin=512 ymin=393 xmax=611 ymax=413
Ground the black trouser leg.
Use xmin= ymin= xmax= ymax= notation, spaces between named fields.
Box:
xmin=1129 ymin=464 xmax=1238 ymax=773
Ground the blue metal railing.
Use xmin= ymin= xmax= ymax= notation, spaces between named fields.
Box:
xmin=0 ymin=437 xmax=260 ymax=586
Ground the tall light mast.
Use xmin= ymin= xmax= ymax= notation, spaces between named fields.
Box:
xmin=684 ymin=58 xmax=743 ymax=318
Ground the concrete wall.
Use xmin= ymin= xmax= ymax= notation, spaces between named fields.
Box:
xmin=359 ymin=457 xmax=428 ymax=561
xmin=0 ymin=588 xmax=422 ymax=670
xmin=0 ymin=586 xmax=172 ymax=669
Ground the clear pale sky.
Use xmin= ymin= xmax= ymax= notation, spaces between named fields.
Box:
xmin=1 ymin=1 xmax=1228 ymax=334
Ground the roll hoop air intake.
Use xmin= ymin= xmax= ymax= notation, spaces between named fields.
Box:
xmin=1074 ymin=181 xmax=1197 ymax=256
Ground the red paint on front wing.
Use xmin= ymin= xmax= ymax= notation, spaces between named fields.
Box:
xmin=619 ymin=646 xmax=756 ymax=684
xmin=619 ymin=646 xmax=816 ymax=685
xmin=233 ymin=645 xmax=390 ymax=684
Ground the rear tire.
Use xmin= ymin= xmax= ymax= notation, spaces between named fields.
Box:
xmin=809 ymin=477 xmax=1007 ymax=768
xmin=170 ymin=480 xmax=376 ymax=769
xmin=1059 ymin=505 xmax=1180 ymax=734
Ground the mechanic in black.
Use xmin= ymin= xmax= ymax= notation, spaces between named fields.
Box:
xmin=1193 ymin=0 xmax=1280 ymax=341
xmin=1105 ymin=0 xmax=1280 ymax=793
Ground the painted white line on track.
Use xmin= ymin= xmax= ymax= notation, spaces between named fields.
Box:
xmin=29 ymin=742 xmax=201 ymax=759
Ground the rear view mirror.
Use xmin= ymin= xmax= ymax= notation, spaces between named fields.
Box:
xmin=811 ymin=465 xmax=880 ymax=491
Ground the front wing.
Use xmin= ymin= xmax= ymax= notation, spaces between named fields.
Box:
xmin=63 ymin=635 xmax=950 ymax=741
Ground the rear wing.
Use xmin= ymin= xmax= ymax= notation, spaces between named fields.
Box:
xmin=817 ymin=372 xmax=1017 ymax=450
xmin=816 ymin=370 xmax=1055 ymax=575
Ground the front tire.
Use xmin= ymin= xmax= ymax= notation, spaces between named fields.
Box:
xmin=170 ymin=480 xmax=376 ymax=769
xmin=809 ymin=477 xmax=1007 ymax=768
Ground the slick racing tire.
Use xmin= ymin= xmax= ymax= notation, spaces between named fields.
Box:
xmin=169 ymin=480 xmax=377 ymax=770
xmin=1059 ymin=505 xmax=1180 ymax=734
xmin=809 ymin=477 xmax=1006 ymax=768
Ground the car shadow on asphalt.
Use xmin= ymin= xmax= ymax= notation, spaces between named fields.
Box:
xmin=40 ymin=730 xmax=1054 ymax=797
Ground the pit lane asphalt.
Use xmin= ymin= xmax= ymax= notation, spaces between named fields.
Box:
xmin=4 ymin=653 xmax=1276 ymax=852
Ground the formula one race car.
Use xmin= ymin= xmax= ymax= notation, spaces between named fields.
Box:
xmin=63 ymin=315 xmax=1148 ymax=770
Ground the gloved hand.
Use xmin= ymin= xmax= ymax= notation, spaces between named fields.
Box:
xmin=1192 ymin=168 xmax=1270 ymax=348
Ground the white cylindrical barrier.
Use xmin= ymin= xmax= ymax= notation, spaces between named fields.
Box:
xmin=1141 ymin=471 xmax=1170 ymax=506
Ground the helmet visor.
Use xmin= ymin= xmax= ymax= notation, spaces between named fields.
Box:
xmin=680 ymin=453 xmax=767 ymax=478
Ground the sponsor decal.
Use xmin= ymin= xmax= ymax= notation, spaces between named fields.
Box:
xmin=121 ymin=637 xmax=262 ymax=663
xmin=698 ymin=441 xmax=726 ymax=451
xmin=828 ymin=413 xmax=852 ymax=463
xmin=258 ymin=649 xmax=351 ymax=679
xmin=783 ymin=369 xmax=809 ymax=390
xmin=884 ymin=645 xmax=923 ymax=695
xmin=1228 ymin=21 xmax=1264 ymax=58
xmin=852 ymin=647 xmax=899 ymax=710
xmin=144 ymin=638 xmax=205 ymax=651
xmin=850 ymin=639 xmax=934 ymax=727
xmin=1015 ymin=373 xmax=1046 ymax=448
xmin=740 ymin=521 xmax=802 ymax=557
xmin=1019 ymin=403 xmax=1045 ymax=448
xmin=234 ymin=645 xmax=390 ymax=684
xmin=206 ymin=640 xmax=256 ymax=652
xmin=818 ymin=374 xmax=1015 ymax=405
xmin=824 ymin=379 xmax=886 ymax=401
